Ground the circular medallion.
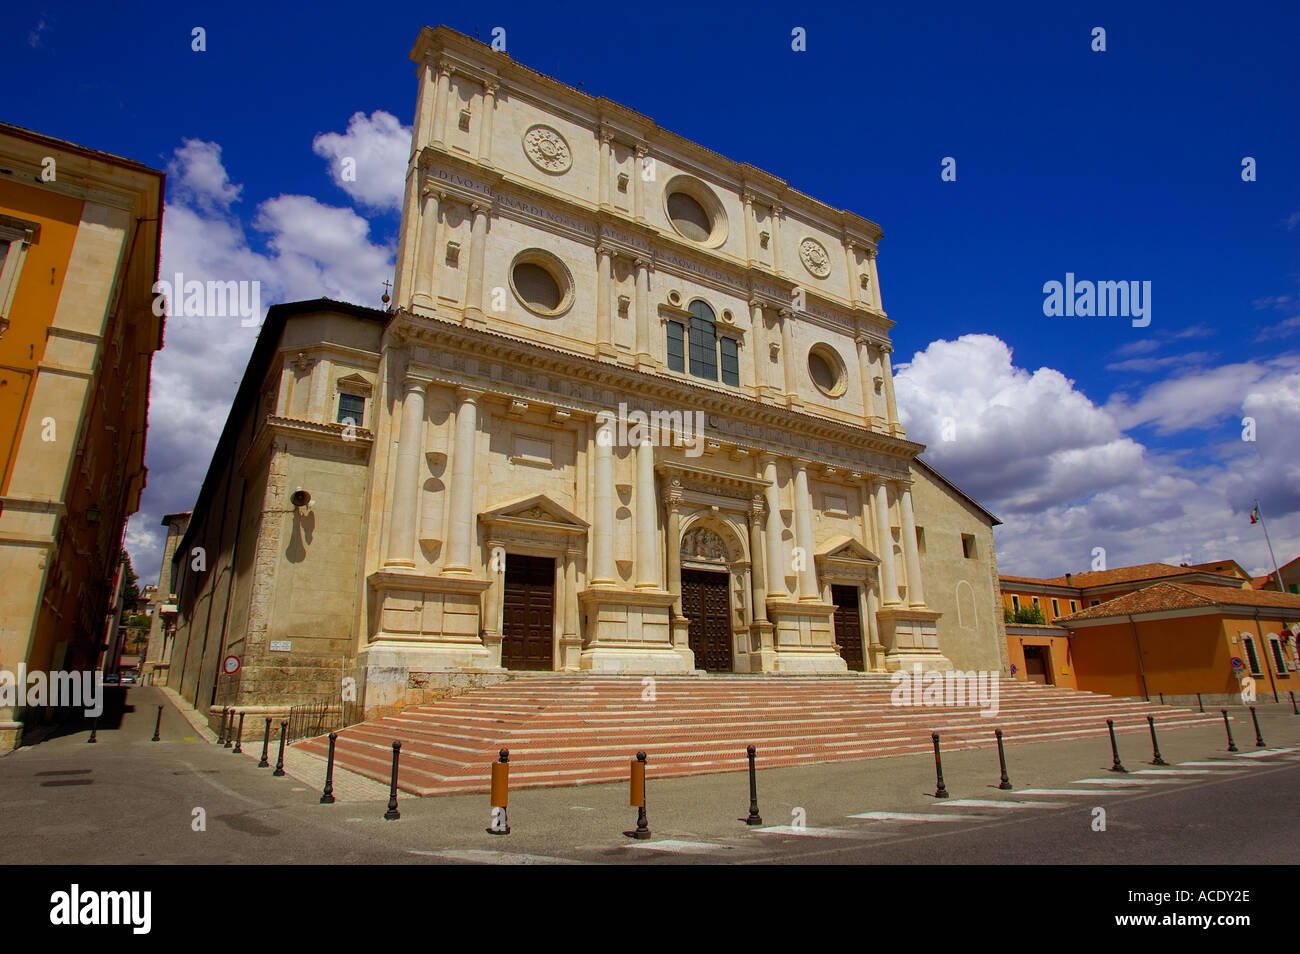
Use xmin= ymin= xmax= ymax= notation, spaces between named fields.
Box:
xmin=799 ymin=237 xmax=832 ymax=278
xmin=522 ymin=124 xmax=572 ymax=174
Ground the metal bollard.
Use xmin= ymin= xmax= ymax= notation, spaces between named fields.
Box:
xmin=744 ymin=744 xmax=763 ymax=825
xmin=1291 ymin=691 xmax=1298 ymax=715
xmin=931 ymin=732 xmax=949 ymax=798
xmin=216 ymin=708 xmax=226 ymax=746
xmin=152 ymin=705 xmax=163 ymax=742
xmin=273 ymin=722 xmax=287 ymax=777
xmin=233 ymin=713 xmax=244 ymax=754
xmin=223 ymin=707 xmax=234 ymax=748
xmin=384 ymin=741 xmax=401 ymax=820
xmin=1221 ymin=709 xmax=1238 ymax=752
xmin=624 ymin=751 xmax=650 ymax=839
xmin=87 ymin=717 xmax=98 ymax=744
xmin=258 ymin=718 xmax=271 ymax=767
xmin=1197 ymin=693 xmax=1204 ymax=713
xmin=995 ymin=729 xmax=1013 ymax=790
xmin=320 ymin=732 xmax=337 ymax=804
xmin=1147 ymin=715 xmax=1168 ymax=765
xmin=487 ymin=748 xmax=510 ymax=834
xmin=1249 ymin=706 xmax=1265 ymax=747
xmin=1106 ymin=719 xmax=1126 ymax=772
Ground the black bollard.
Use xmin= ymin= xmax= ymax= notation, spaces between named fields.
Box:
xmin=1158 ymin=693 xmax=1164 ymax=706
xmin=258 ymin=718 xmax=271 ymax=767
xmin=1249 ymin=706 xmax=1265 ymax=747
xmin=744 ymin=744 xmax=763 ymax=825
xmin=1291 ymin=691 xmax=1298 ymax=715
xmin=1106 ymin=719 xmax=1126 ymax=772
xmin=273 ymin=722 xmax=287 ymax=776
xmin=624 ymin=750 xmax=650 ymax=838
xmin=233 ymin=713 xmax=245 ymax=754
xmin=931 ymin=732 xmax=949 ymax=798
xmin=87 ymin=717 xmax=98 ymax=744
xmin=384 ymin=741 xmax=401 ymax=820
xmin=1147 ymin=715 xmax=1168 ymax=766
xmin=320 ymin=732 xmax=337 ymax=804
xmin=151 ymin=705 xmax=163 ymax=742
xmin=1197 ymin=693 xmax=1204 ymax=713
xmin=216 ymin=708 xmax=225 ymax=745
xmin=223 ymin=707 xmax=234 ymax=748
xmin=995 ymin=728 xmax=1013 ymax=790
xmin=1221 ymin=709 xmax=1238 ymax=752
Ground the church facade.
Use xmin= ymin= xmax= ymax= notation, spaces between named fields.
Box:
xmin=167 ymin=26 xmax=1008 ymax=723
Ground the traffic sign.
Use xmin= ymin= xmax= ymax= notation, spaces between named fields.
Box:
xmin=223 ymin=654 xmax=241 ymax=675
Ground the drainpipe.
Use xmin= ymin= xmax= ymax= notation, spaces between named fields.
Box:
xmin=1128 ymin=614 xmax=1151 ymax=701
xmin=1252 ymin=609 xmax=1280 ymax=703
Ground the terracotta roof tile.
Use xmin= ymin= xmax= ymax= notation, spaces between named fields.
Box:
xmin=1058 ymin=581 xmax=1300 ymax=623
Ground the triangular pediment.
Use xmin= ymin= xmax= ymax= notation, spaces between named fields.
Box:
xmin=816 ymin=534 xmax=879 ymax=564
xmin=480 ymin=493 xmax=589 ymax=529
xmin=335 ymin=372 xmax=372 ymax=392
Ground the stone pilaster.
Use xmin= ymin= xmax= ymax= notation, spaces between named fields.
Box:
xmin=384 ymin=377 xmax=426 ymax=568
xmin=477 ymin=82 xmax=498 ymax=166
xmin=411 ymin=186 xmax=441 ymax=307
xmin=463 ymin=202 xmax=489 ymax=327
xmin=443 ymin=387 xmax=480 ymax=574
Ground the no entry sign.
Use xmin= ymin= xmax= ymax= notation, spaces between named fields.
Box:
xmin=223 ymin=654 xmax=241 ymax=675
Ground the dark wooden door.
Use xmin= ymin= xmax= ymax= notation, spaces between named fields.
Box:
xmin=1023 ymin=645 xmax=1051 ymax=685
xmin=501 ymin=554 xmax=555 ymax=670
xmin=681 ymin=569 xmax=732 ymax=672
xmin=832 ymin=585 xmax=865 ymax=672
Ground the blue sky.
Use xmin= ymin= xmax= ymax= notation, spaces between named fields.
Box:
xmin=10 ymin=0 xmax=1299 ymax=584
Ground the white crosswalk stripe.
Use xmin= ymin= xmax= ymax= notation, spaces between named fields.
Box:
xmin=849 ymin=811 xmax=990 ymax=822
xmin=1015 ymin=788 xmax=1129 ymax=796
xmin=623 ymin=839 xmax=735 ymax=854
xmin=936 ymin=799 xmax=1058 ymax=809
xmin=754 ymin=825 xmax=853 ymax=837
xmin=410 ymin=849 xmax=587 ymax=865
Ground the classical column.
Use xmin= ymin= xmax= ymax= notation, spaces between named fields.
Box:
xmin=872 ymin=479 xmax=900 ymax=604
xmin=477 ymin=82 xmax=498 ymax=165
xmin=897 ymin=480 xmax=926 ymax=607
xmin=591 ymin=418 xmax=616 ymax=585
xmin=431 ymin=61 xmax=453 ymax=147
xmin=748 ymin=299 xmax=766 ymax=394
xmin=443 ymin=388 xmax=480 ymax=574
xmin=880 ymin=343 xmax=901 ymax=433
xmin=411 ymin=186 xmax=441 ymax=306
xmin=596 ymin=244 xmax=613 ymax=353
xmin=770 ymin=204 xmax=784 ymax=275
xmin=633 ymin=145 xmax=648 ymax=221
xmin=866 ymin=247 xmax=882 ymax=310
xmin=384 ymin=378 xmax=426 ymax=567
xmin=563 ymin=546 xmax=579 ymax=640
xmin=464 ymin=202 xmax=489 ymax=325
xmin=634 ymin=257 xmax=653 ymax=365
xmin=855 ymin=332 xmax=879 ymax=424
xmin=778 ymin=308 xmax=796 ymax=400
xmin=665 ymin=480 xmax=684 ymax=616
xmin=748 ymin=495 xmax=769 ymax=623
xmin=761 ymin=456 xmax=787 ymax=598
xmin=634 ymin=438 xmax=659 ymax=588
xmin=417 ymin=59 xmax=437 ymax=147
xmin=598 ymin=126 xmax=613 ymax=208
xmin=792 ymin=461 xmax=819 ymax=600
xmin=743 ymin=191 xmax=757 ymax=264
xmin=844 ymin=239 xmax=859 ymax=307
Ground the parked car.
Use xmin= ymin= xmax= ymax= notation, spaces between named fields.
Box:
xmin=102 ymin=673 xmax=120 ymax=685
xmin=120 ymin=673 xmax=136 ymax=685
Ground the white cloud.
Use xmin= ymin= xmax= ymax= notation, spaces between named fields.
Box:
xmin=311 ymin=110 xmax=410 ymax=212
xmin=1106 ymin=357 xmax=1300 ymax=435
xmin=127 ymin=132 xmax=396 ymax=585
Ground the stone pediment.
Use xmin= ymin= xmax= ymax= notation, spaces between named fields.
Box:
xmin=815 ymin=535 xmax=879 ymax=565
xmin=479 ymin=494 xmax=588 ymax=533
xmin=335 ymin=372 xmax=372 ymax=393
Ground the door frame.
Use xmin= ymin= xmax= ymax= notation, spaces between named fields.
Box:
xmin=500 ymin=552 xmax=558 ymax=671
xmin=680 ymin=566 xmax=735 ymax=672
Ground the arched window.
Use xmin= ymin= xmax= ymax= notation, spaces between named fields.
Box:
xmin=666 ymin=299 xmax=740 ymax=386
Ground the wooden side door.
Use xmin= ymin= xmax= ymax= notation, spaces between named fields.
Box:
xmin=501 ymin=554 xmax=555 ymax=670
xmin=682 ymin=569 xmax=732 ymax=672
xmin=831 ymin=584 xmax=865 ymax=672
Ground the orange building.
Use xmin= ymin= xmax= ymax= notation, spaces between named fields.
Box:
xmin=0 ymin=123 xmax=163 ymax=750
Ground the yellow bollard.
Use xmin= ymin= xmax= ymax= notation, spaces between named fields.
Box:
xmin=487 ymin=748 xmax=510 ymax=834
xmin=624 ymin=750 xmax=650 ymax=839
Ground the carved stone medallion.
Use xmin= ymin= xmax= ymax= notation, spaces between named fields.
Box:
xmin=799 ymin=237 xmax=832 ymax=278
xmin=522 ymin=125 xmax=572 ymax=174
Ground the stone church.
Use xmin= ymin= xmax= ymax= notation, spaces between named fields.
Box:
xmin=167 ymin=25 xmax=1009 ymax=722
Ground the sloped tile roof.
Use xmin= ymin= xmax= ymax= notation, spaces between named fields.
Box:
xmin=1058 ymin=581 xmax=1300 ymax=623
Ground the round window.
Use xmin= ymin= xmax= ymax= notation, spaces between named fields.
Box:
xmin=661 ymin=174 xmax=728 ymax=248
xmin=808 ymin=345 xmax=847 ymax=398
xmin=508 ymin=250 xmax=574 ymax=317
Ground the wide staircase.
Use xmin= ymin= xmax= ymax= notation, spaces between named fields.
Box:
xmin=295 ymin=674 xmax=1218 ymax=796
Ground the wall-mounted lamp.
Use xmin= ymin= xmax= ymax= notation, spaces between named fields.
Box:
xmin=86 ymin=504 xmax=101 ymax=524
xmin=290 ymin=489 xmax=311 ymax=511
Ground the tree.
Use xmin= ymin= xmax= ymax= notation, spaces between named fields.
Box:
xmin=119 ymin=549 xmax=141 ymax=612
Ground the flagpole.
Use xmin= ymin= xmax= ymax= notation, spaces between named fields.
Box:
xmin=1255 ymin=499 xmax=1284 ymax=592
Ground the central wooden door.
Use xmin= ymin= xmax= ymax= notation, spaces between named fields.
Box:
xmin=831 ymin=584 xmax=865 ymax=672
xmin=501 ymin=554 xmax=555 ymax=670
xmin=681 ymin=569 xmax=732 ymax=672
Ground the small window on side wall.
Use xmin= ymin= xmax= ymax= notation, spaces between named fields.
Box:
xmin=961 ymin=533 xmax=976 ymax=559
xmin=338 ymin=392 xmax=365 ymax=426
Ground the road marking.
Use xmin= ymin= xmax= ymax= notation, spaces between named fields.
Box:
xmin=1130 ymin=769 xmax=1214 ymax=776
xmin=849 ymin=811 xmax=989 ymax=822
xmin=1175 ymin=761 xmax=1252 ymax=769
xmin=753 ymin=825 xmax=852 ymax=837
xmin=1015 ymin=789 xmax=1129 ymax=796
xmin=623 ymin=839 xmax=734 ymax=853
xmin=1235 ymin=747 xmax=1298 ymax=758
xmin=1071 ymin=777 xmax=1184 ymax=785
xmin=410 ymin=849 xmax=585 ymax=865
xmin=937 ymin=799 xmax=1058 ymax=809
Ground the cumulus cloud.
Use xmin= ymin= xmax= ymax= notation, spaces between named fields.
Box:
xmin=896 ymin=334 xmax=1300 ymax=577
xmin=311 ymin=110 xmax=410 ymax=212
xmin=127 ymin=132 xmax=396 ymax=584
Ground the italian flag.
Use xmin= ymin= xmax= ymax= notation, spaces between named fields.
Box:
xmin=1249 ymin=504 xmax=1260 ymax=524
